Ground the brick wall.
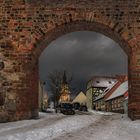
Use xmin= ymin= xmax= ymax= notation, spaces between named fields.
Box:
xmin=0 ymin=0 xmax=140 ymax=122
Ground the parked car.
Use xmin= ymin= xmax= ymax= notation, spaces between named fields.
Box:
xmin=56 ymin=102 xmax=75 ymax=115
xmin=73 ymin=102 xmax=81 ymax=110
xmin=79 ymin=105 xmax=88 ymax=112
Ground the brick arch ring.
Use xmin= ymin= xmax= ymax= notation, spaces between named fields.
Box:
xmin=1 ymin=19 xmax=139 ymax=122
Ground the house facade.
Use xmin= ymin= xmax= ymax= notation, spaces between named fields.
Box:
xmin=73 ymin=91 xmax=87 ymax=105
xmin=105 ymin=81 xmax=128 ymax=113
xmin=92 ymin=76 xmax=128 ymax=114
xmin=86 ymin=76 xmax=118 ymax=109
xmin=93 ymin=80 xmax=121 ymax=111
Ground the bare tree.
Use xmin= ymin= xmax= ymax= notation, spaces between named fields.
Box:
xmin=48 ymin=70 xmax=62 ymax=107
xmin=48 ymin=70 xmax=73 ymax=107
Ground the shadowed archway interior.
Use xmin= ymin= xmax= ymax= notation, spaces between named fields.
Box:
xmin=30 ymin=21 xmax=131 ymax=119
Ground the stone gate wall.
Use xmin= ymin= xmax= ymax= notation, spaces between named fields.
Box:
xmin=0 ymin=0 xmax=140 ymax=122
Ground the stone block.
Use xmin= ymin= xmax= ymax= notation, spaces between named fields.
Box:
xmin=5 ymin=100 xmax=16 ymax=112
xmin=6 ymin=92 xmax=16 ymax=100
xmin=0 ymin=111 xmax=8 ymax=123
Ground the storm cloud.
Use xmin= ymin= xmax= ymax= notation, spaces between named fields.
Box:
xmin=39 ymin=31 xmax=128 ymax=93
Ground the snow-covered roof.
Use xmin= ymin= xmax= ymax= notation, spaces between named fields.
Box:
xmin=73 ymin=91 xmax=87 ymax=103
xmin=94 ymin=81 xmax=118 ymax=101
xmin=91 ymin=77 xmax=117 ymax=87
xmin=106 ymin=81 xmax=128 ymax=101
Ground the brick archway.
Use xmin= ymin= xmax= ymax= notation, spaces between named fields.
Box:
xmin=0 ymin=0 xmax=140 ymax=122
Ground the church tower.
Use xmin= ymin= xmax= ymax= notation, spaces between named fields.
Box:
xmin=59 ymin=71 xmax=71 ymax=103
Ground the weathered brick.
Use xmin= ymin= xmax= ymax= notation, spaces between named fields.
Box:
xmin=0 ymin=0 xmax=140 ymax=122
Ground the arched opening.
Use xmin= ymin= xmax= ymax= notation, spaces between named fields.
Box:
xmin=0 ymin=0 xmax=140 ymax=125
xmin=33 ymin=21 xmax=131 ymax=58
xmin=26 ymin=21 xmax=131 ymax=120
xmin=39 ymin=31 xmax=128 ymax=114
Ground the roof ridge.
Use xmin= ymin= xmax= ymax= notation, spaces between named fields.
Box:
xmin=105 ymin=81 xmax=128 ymax=101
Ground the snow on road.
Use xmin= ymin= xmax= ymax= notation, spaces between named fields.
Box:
xmin=54 ymin=112 xmax=140 ymax=140
xmin=0 ymin=111 xmax=140 ymax=140
xmin=0 ymin=113 xmax=63 ymax=134
xmin=0 ymin=112 xmax=101 ymax=140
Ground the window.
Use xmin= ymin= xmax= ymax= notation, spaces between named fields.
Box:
xmin=99 ymin=89 xmax=103 ymax=93
xmin=118 ymin=103 xmax=121 ymax=108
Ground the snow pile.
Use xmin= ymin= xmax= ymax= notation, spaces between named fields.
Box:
xmin=91 ymin=114 xmax=140 ymax=140
xmin=54 ymin=113 xmax=140 ymax=140
xmin=0 ymin=112 xmax=140 ymax=140
xmin=0 ymin=112 xmax=61 ymax=134
xmin=0 ymin=113 xmax=101 ymax=140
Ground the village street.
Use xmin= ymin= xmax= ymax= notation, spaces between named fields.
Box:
xmin=0 ymin=111 xmax=140 ymax=140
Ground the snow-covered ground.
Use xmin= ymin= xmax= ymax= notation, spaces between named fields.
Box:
xmin=0 ymin=111 xmax=140 ymax=140
xmin=89 ymin=109 xmax=115 ymax=115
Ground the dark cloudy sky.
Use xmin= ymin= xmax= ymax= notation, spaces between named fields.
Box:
xmin=39 ymin=31 xmax=128 ymax=94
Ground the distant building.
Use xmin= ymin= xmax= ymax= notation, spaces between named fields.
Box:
xmin=91 ymin=75 xmax=128 ymax=114
xmin=93 ymin=82 xmax=118 ymax=111
xmin=73 ymin=91 xmax=87 ymax=105
xmin=86 ymin=76 xmax=118 ymax=109
xmin=105 ymin=81 xmax=128 ymax=114
xmin=39 ymin=80 xmax=48 ymax=111
xmin=43 ymin=94 xmax=48 ymax=109
xmin=59 ymin=71 xmax=71 ymax=103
